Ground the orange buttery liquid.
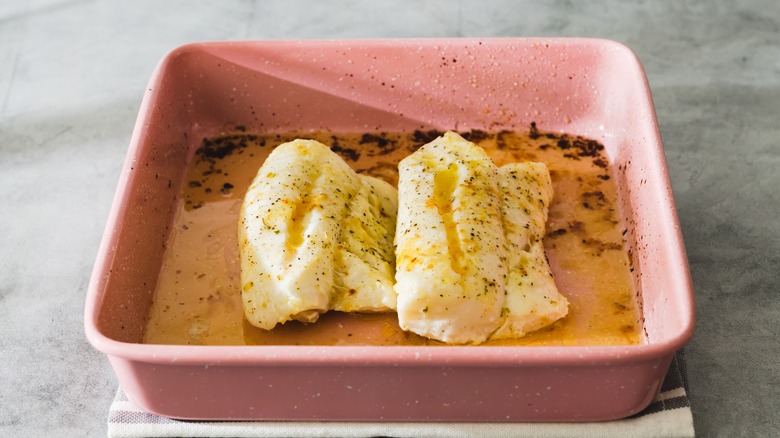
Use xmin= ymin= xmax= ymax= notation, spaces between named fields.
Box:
xmin=143 ymin=128 xmax=642 ymax=346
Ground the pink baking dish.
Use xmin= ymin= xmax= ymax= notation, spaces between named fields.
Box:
xmin=84 ymin=38 xmax=694 ymax=422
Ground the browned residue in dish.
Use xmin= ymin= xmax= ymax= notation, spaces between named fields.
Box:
xmin=144 ymin=126 xmax=641 ymax=346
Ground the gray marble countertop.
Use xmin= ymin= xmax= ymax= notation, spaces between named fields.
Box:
xmin=1 ymin=1 xmax=778 ymax=436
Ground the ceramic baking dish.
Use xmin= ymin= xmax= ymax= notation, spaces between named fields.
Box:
xmin=84 ymin=38 xmax=694 ymax=422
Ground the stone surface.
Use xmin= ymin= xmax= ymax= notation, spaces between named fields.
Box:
xmin=1 ymin=1 xmax=778 ymax=436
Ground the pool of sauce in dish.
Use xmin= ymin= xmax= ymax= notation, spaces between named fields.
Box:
xmin=143 ymin=126 xmax=642 ymax=346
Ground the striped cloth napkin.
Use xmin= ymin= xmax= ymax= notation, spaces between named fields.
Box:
xmin=108 ymin=350 xmax=694 ymax=438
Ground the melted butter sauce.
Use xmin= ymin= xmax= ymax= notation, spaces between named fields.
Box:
xmin=143 ymin=128 xmax=642 ymax=346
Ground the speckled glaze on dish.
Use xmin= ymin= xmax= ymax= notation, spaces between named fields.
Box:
xmin=84 ymin=38 xmax=694 ymax=422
